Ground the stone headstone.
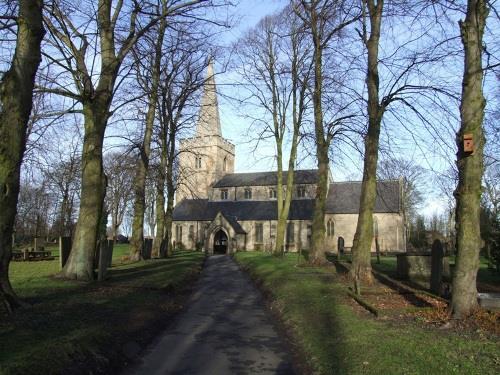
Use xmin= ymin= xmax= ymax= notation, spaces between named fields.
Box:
xmin=430 ymin=239 xmax=444 ymax=295
xmin=143 ymin=238 xmax=153 ymax=260
xmin=59 ymin=236 xmax=72 ymax=269
xmin=34 ymin=237 xmax=45 ymax=251
xmin=98 ymin=240 xmax=114 ymax=281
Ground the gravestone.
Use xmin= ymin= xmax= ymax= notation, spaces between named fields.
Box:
xmin=59 ymin=236 xmax=72 ymax=269
xmin=143 ymin=238 xmax=153 ymax=260
xmin=430 ymin=239 xmax=444 ymax=295
xmin=34 ymin=237 xmax=45 ymax=251
xmin=98 ymin=240 xmax=114 ymax=281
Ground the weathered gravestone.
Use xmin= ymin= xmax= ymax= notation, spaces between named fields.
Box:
xmin=59 ymin=236 xmax=72 ymax=269
xmin=34 ymin=237 xmax=45 ymax=251
xmin=430 ymin=239 xmax=444 ymax=295
xmin=97 ymin=240 xmax=114 ymax=281
xmin=396 ymin=250 xmax=450 ymax=284
xmin=143 ymin=238 xmax=153 ymax=260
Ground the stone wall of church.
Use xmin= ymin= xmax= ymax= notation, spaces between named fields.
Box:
xmin=324 ymin=213 xmax=405 ymax=252
xmin=177 ymin=135 xmax=235 ymax=203
xmin=172 ymin=212 xmax=404 ymax=254
xmin=209 ymin=183 xmax=317 ymax=202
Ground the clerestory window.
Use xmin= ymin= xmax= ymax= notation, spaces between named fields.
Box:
xmin=220 ymin=189 xmax=228 ymax=200
xmin=244 ymin=188 xmax=252 ymax=199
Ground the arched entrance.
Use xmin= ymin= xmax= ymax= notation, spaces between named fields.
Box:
xmin=213 ymin=230 xmax=228 ymax=254
xmin=338 ymin=237 xmax=345 ymax=254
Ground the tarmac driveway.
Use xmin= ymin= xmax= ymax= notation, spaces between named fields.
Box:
xmin=125 ymin=255 xmax=294 ymax=375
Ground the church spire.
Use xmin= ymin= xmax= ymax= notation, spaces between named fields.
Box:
xmin=196 ymin=59 xmax=222 ymax=137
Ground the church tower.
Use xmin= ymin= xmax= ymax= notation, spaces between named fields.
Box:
xmin=176 ymin=60 xmax=235 ymax=204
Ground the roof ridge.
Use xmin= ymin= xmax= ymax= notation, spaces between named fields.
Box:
xmin=224 ymin=169 xmax=318 ymax=176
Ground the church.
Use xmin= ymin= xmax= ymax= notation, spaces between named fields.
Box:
xmin=172 ymin=62 xmax=405 ymax=255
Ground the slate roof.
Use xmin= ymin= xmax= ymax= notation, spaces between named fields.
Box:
xmin=213 ymin=169 xmax=319 ymax=188
xmin=173 ymin=179 xmax=400 ymax=222
xmin=173 ymin=199 xmax=315 ymax=221
xmin=326 ymin=180 xmax=401 ymax=214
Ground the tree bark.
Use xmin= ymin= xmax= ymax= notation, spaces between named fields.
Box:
xmin=309 ymin=6 xmax=328 ymax=265
xmin=152 ymin=137 xmax=167 ymax=258
xmin=0 ymin=0 xmax=44 ymax=311
xmin=129 ymin=7 xmax=167 ymax=261
xmin=450 ymin=0 xmax=488 ymax=319
xmin=351 ymin=0 xmax=384 ymax=290
xmin=62 ymin=104 xmax=108 ymax=280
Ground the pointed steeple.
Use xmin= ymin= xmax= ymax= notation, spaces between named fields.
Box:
xmin=196 ymin=59 xmax=222 ymax=137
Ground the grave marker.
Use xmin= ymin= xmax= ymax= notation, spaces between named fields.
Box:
xmin=430 ymin=239 xmax=444 ymax=295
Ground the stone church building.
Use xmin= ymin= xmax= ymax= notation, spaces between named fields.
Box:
xmin=172 ymin=62 xmax=405 ymax=255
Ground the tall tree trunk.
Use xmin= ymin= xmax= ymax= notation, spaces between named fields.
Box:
xmin=164 ymin=180 xmax=175 ymax=258
xmin=62 ymin=105 xmax=108 ymax=280
xmin=0 ymin=0 xmax=44 ymax=312
xmin=451 ymin=0 xmax=488 ymax=319
xmin=152 ymin=144 xmax=167 ymax=257
xmin=309 ymin=7 xmax=328 ymax=265
xmin=351 ymin=0 xmax=384 ymax=290
xmin=129 ymin=12 xmax=167 ymax=261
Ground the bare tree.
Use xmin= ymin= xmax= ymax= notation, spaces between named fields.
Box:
xmin=294 ymin=0 xmax=360 ymax=264
xmin=154 ymin=30 xmax=211 ymax=257
xmin=451 ymin=0 xmax=489 ymax=318
xmin=42 ymin=0 xmax=211 ymax=280
xmin=104 ymin=151 xmax=135 ymax=243
xmin=129 ymin=0 xmax=168 ymax=261
xmin=0 ymin=0 xmax=44 ymax=312
xmin=236 ymin=6 xmax=311 ymax=256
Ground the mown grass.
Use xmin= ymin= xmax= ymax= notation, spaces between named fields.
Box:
xmin=2 ymin=250 xmax=205 ymax=375
xmin=235 ymin=251 xmax=500 ymax=375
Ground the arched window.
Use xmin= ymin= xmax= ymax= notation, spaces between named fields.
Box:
xmin=373 ymin=217 xmax=379 ymax=237
xmin=195 ymin=156 xmax=202 ymax=169
xmin=327 ymin=220 xmax=334 ymax=237
xmin=269 ymin=188 xmax=277 ymax=199
xmin=223 ymin=156 xmax=227 ymax=171
xmin=244 ymin=188 xmax=252 ymax=199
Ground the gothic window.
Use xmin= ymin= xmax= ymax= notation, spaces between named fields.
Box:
xmin=255 ymin=223 xmax=263 ymax=243
xmin=244 ymin=188 xmax=252 ymax=199
xmin=223 ymin=156 xmax=227 ymax=171
xmin=297 ymin=186 xmax=306 ymax=198
xmin=327 ymin=220 xmax=334 ymax=237
xmin=189 ymin=225 xmax=194 ymax=240
xmin=220 ymin=189 xmax=228 ymax=200
xmin=286 ymin=222 xmax=294 ymax=244
xmin=373 ymin=217 xmax=379 ymax=237
xmin=175 ymin=225 xmax=183 ymax=242
xmin=270 ymin=223 xmax=276 ymax=238
xmin=195 ymin=156 xmax=202 ymax=169
xmin=269 ymin=188 xmax=277 ymax=199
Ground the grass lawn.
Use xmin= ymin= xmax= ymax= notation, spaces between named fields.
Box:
xmin=1 ymin=250 xmax=205 ymax=375
xmin=235 ymin=251 xmax=500 ymax=375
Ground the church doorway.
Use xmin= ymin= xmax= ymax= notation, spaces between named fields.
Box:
xmin=338 ymin=237 xmax=345 ymax=254
xmin=213 ymin=230 xmax=228 ymax=254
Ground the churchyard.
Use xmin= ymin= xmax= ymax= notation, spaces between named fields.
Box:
xmin=234 ymin=252 xmax=500 ymax=375
xmin=0 ymin=247 xmax=204 ymax=375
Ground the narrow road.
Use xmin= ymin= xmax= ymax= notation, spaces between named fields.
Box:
xmin=125 ymin=255 xmax=295 ymax=375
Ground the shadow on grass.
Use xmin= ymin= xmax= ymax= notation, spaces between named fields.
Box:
xmin=237 ymin=253 xmax=353 ymax=374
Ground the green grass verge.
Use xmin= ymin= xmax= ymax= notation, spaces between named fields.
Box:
xmin=2 ymin=251 xmax=205 ymax=375
xmin=234 ymin=251 xmax=500 ymax=375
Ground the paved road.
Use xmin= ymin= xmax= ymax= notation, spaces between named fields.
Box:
xmin=125 ymin=255 xmax=295 ymax=375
